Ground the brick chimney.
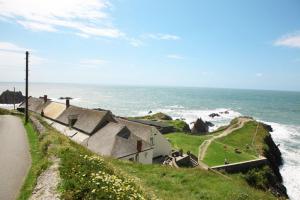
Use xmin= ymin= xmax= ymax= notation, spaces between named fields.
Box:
xmin=137 ymin=140 xmax=142 ymax=152
xmin=66 ymin=99 xmax=70 ymax=108
xmin=43 ymin=95 xmax=47 ymax=103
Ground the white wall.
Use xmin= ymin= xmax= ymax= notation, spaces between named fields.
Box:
xmin=137 ymin=149 xmax=153 ymax=164
xmin=120 ymin=149 xmax=153 ymax=164
xmin=151 ymin=127 xmax=172 ymax=158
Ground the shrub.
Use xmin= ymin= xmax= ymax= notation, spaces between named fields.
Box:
xmin=59 ymin=149 xmax=148 ymax=200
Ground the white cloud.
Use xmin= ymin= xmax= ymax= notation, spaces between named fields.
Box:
xmin=167 ymin=54 xmax=184 ymax=60
xmin=17 ymin=21 xmax=57 ymax=32
xmin=0 ymin=41 xmax=28 ymax=52
xmin=274 ymin=32 xmax=300 ymax=48
xmin=126 ymin=37 xmax=143 ymax=47
xmin=0 ymin=41 xmax=44 ymax=69
xmin=144 ymin=33 xmax=181 ymax=40
xmin=0 ymin=0 xmax=123 ymax=38
xmin=256 ymin=73 xmax=263 ymax=77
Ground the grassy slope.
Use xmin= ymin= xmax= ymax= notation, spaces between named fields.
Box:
xmin=8 ymin=109 xmax=277 ymax=200
xmin=217 ymin=121 xmax=267 ymax=155
xmin=164 ymin=132 xmax=209 ymax=155
xmin=111 ymin=159 xmax=276 ymax=200
xmin=203 ymin=121 xmax=268 ymax=166
xmin=203 ymin=141 xmax=257 ymax=166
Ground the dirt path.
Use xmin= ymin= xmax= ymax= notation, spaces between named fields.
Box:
xmin=0 ymin=115 xmax=31 ymax=200
xmin=30 ymin=157 xmax=60 ymax=200
xmin=198 ymin=117 xmax=252 ymax=164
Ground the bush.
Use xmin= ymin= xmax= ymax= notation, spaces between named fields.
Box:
xmin=59 ymin=149 xmax=147 ymax=200
xmin=243 ymin=167 xmax=273 ymax=190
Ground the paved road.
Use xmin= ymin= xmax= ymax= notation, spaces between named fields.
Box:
xmin=0 ymin=115 xmax=31 ymax=200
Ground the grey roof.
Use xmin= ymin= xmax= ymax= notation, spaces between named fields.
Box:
xmin=19 ymin=97 xmax=50 ymax=113
xmin=126 ymin=118 xmax=172 ymax=128
xmin=56 ymin=105 xmax=113 ymax=135
xmin=83 ymin=122 xmax=152 ymax=158
xmin=115 ymin=118 xmax=159 ymax=142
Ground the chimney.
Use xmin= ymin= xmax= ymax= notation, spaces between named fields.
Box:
xmin=43 ymin=95 xmax=47 ymax=103
xmin=137 ymin=140 xmax=142 ymax=152
xmin=66 ymin=99 xmax=70 ymax=108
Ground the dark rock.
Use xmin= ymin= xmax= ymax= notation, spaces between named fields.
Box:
xmin=150 ymin=112 xmax=173 ymax=120
xmin=205 ymin=121 xmax=214 ymax=127
xmin=0 ymin=90 xmax=25 ymax=104
xmin=191 ymin=118 xmax=209 ymax=134
xmin=262 ymin=123 xmax=273 ymax=132
xmin=219 ymin=110 xmax=229 ymax=114
xmin=148 ymin=110 xmax=152 ymax=114
xmin=209 ymin=113 xmax=220 ymax=118
xmin=59 ymin=97 xmax=73 ymax=100
xmin=234 ymin=148 xmax=241 ymax=154
xmin=263 ymin=125 xmax=288 ymax=198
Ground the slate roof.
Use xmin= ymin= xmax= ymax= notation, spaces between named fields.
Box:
xmin=126 ymin=118 xmax=172 ymax=128
xmin=83 ymin=122 xmax=152 ymax=158
xmin=55 ymin=105 xmax=113 ymax=135
xmin=43 ymin=102 xmax=66 ymax=119
xmin=19 ymin=97 xmax=50 ymax=113
xmin=115 ymin=118 xmax=159 ymax=142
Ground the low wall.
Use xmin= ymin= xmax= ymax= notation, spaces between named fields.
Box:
xmin=210 ymin=158 xmax=268 ymax=173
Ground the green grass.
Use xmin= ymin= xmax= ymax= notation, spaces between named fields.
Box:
xmin=17 ymin=119 xmax=49 ymax=200
xmin=166 ymin=120 xmax=190 ymax=132
xmin=203 ymin=121 xmax=269 ymax=167
xmin=217 ymin=121 xmax=268 ymax=156
xmin=164 ymin=132 xmax=209 ymax=156
xmin=0 ymin=107 xmax=11 ymax=115
xmin=203 ymin=141 xmax=257 ymax=167
xmin=111 ymin=159 xmax=277 ymax=200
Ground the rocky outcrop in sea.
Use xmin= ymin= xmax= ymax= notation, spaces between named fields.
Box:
xmin=0 ymin=90 xmax=25 ymax=104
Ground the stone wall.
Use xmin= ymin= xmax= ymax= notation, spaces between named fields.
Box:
xmin=210 ymin=158 xmax=268 ymax=173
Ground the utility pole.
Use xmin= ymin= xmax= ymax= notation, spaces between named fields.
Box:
xmin=25 ymin=51 xmax=29 ymax=124
xmin=13 ymin=86 xmax=15 ymax=110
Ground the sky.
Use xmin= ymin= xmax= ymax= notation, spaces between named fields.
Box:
xmin=0 ymin=0 xmax=300 ymax=91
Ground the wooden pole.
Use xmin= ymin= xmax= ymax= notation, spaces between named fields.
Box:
xmin=13 ymin=86 xmax=15 ymax=110
xmin=25 ymin=51 xmax=29 ymax=124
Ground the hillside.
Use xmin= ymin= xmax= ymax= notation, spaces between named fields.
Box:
xmin=0 ymin=108 xmax=284 ymax=199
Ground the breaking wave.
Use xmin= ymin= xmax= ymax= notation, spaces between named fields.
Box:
xmin=137 ymin=107 xmax=241 ymax=131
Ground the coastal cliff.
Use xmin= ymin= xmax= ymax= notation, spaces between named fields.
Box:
xmin=245 ymin=123 xmax=288 ymax=198
xmin=263 ymin=131 xmax=287 ymax=198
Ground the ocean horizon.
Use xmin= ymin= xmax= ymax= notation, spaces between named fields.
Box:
xmin=1 ymin=82 xmax=299 ymax=199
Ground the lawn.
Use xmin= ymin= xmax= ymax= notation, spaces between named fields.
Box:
xmin=203 ymin=141 xmax=257 ymax=167
xmin=164 ymin=132 xmax=209 ymax=156
xmin=111 ymin=159 xmax=277 ymax=200
xmin=217 ymin=121 xmax=268 ymax=156
xmin=203 ymin=121 xmax=269 ymax=167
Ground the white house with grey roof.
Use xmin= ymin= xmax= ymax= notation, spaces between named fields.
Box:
xmin=19 ymin=96 xmax=171 ymax=164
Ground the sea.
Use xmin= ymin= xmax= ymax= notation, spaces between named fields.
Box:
xmin=0 ymin=82 xmax=299 ymax=199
